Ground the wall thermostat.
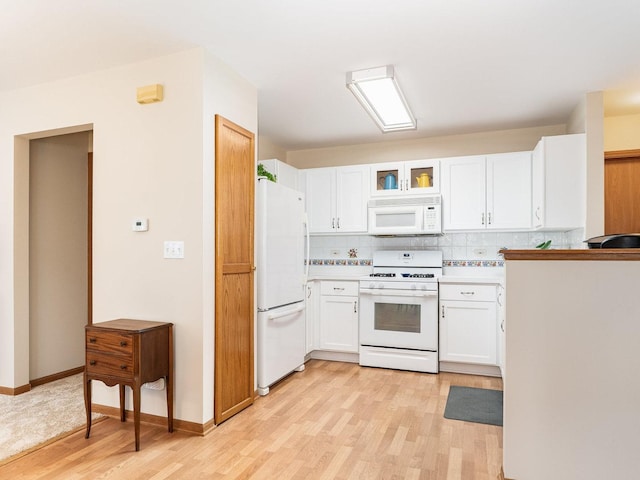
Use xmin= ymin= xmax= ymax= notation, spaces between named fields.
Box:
xmin=132 ymin=218 xmax=149 ymax=232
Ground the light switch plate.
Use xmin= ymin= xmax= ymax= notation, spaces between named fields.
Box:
xmin=164 ymin=241 xmax=184 ymax=259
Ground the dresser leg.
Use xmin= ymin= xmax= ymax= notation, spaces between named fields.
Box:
xmin=133 ymin=386 xmax=141 ymax=451
xmin=166 ymin=375 xmax=174 ymax=433
xmin=119 ymin=384 xmax=126 ymax=422
xmin=167 ymin=324 xmax=174 ymax=433
xmin=84 ymin=376 xmax=92 ymax=439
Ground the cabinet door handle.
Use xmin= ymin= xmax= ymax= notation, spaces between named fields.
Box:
xmin=307 ymin=286 xmax=312 ymax=299
xmin=336 ymin=217 xmax=340 ymax=229
xmin=89 ymin=337 xmax=96 ymax=343
xmin=332 ymin=218 xmax=335 ymax=229
xmin=89 ymin=360 xmax=96 ymax=366
xmin=120 ymin=341 xmax=127 ymax=347
xmin=481 ymin=213 xmax=485 ymax=225
xmin=354 ymin=301 xmax=357 ymax=314
xmin=535 ymin=207 xmax=541 ymax=220
xmin=488 ymin=212 xmax=492 ymax=225
xmin=441 ymin=305 xmax=445 ymax=318
xmin=406 ymin=179 xmax=409 ymax=191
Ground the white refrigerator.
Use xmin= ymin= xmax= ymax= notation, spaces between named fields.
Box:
xmin=256 ymin=178 xmax=308 ymax=395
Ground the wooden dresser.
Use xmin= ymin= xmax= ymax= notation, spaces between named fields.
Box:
xmin=84 ymin=319 xmax=174 ymax=451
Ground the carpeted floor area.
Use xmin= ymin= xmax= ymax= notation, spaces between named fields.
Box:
xmin=0 ymin=373 xmax=102 ymax=465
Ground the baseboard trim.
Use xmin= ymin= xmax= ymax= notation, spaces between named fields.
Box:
xmin=439 ymin=361 xmax=502 ymax=378
xmin=92 ymin=404 xmax=213 ymax=436
xmin=30 ymin=366 xmax=85 ymax=388
xmin=0 ymin=383 xmax=31 ymax=395
xmin=308 ymin=350 xmax=359 ymax=363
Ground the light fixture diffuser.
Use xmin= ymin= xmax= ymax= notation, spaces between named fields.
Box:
xmin=346 ymin=65 xmax=416 ymax=132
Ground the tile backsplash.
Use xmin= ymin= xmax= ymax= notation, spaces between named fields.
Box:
xmin=309 ymin=228 xmax=586 ymax=266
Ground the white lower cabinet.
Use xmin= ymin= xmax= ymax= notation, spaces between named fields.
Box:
xmin=439 ymin=283 xmax=498 ymax=366
xmin=305 ymin=281 xmax=319 ymax=355
xmin=497 ymin=283 xmax=506 ymax=378
xmin=318 ymin=281 xmax=359 ymax=353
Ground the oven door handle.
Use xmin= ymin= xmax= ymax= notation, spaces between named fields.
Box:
xmin=359 ymin=288 xmax=438 ymax=298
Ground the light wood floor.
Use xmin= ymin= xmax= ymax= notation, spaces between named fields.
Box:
xmin=0 ymin=360 xmax=503 ymax=479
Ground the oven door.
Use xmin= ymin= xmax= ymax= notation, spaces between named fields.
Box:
xmin=359 ymin=288 xmax=438 ymax=351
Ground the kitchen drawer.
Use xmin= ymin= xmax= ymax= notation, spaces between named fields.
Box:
xmin=439 ymin=283 xmax=496 ymax=302
xmin=86 ymin=330 xmax=134 ymax=355
xmin=320 ymin=281 xmax=358 ymax=296
xmin=86 ymin=351 xmax=134 ymax=378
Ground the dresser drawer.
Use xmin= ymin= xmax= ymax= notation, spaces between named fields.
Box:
xmin=86 ymin=351 xmax=134 ymax=378
xmin=439 ymin=284 xmax=496 ymax=302
xmin=86 ymin=330 xmax=134 ymax=355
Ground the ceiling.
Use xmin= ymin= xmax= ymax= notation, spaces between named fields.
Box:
xmin=2 ymin=0 xmax=640 ymax=151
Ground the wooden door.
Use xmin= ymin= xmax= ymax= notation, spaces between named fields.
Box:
xmin=214 ymin=115 xmax=255 ymax=424
xmin=605 ymin=150 xmax=640 ymax=235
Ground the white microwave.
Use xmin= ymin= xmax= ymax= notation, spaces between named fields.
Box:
xmin=368 ymin=196 xmax=442 ymax=235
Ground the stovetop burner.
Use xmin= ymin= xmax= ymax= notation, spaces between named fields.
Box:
xmin=404 ymin=273 xmax=435 ymax=278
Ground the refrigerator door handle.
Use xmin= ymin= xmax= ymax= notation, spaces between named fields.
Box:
xmin=304 ymin=212 xmax=310 ymax=286
xmin=267 ymin=304 xmax=305 ymax=321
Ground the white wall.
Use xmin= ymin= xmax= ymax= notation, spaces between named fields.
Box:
xmin=286 ymin=124 xmax=566 ymax=168
xmin=29 ymin=132 xmax=89 ymax=379
xmin=0 ymin=48 xmax=258 ymax=425
xmin=258 ymin=136 xmax=287 ymax=161
xmin=604 ymin=113 xmax=640 ymax=151
xmin=584 ymin=92 xmax=604 ymax=239
xmin=504 ymin=259 xmax=640 ymax=479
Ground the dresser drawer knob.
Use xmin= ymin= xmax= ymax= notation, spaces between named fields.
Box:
xmin=89 ymin=337 xmax=97 ymax=343
xmin=120 ymin=365 xmax=127 ymax=370
xmin=89 ymin=360 xmax=96 ymax=366
xmin=120 ymin=341 xmax=127 ymax=347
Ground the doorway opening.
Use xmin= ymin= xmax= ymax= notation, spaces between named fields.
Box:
xmin=23 ymin=128 xmax=93 ymax=388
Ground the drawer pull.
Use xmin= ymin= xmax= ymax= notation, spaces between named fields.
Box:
xmin=89 ymin=337 xmax=97 ymax=343
xmin=333 ymin=287 xmax=345 ymax=291
xmin=89 ymin=360 xmax=96 ymax=366
xmin=120 ymin=341 xmax=127 ymax=347
xmin=460 ymin=291 xmax=475 ymax=296
xmin=120 ymin=365 xmax=127 ymax=370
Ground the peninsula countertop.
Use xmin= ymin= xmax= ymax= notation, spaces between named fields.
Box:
xmin=500 ymin=248 xmax=640 ymax=261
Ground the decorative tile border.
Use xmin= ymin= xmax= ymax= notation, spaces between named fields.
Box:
xmin=444 ymin=260 xmax=504 ymax=267
xmin=308 ymin=259 xmax=504 ymax=267
xmin=308 ymin=259 xmax=372 ymax=266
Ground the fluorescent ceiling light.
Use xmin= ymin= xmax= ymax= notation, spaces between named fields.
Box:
xmin=346 ymin=65 xmax=417 ymax=132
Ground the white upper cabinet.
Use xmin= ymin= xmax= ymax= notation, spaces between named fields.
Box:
xmin=486 ymin=151 xmax=532 ymax=230
xmin=531 ymin=134 xmax=586 ymax=230
xmin=441 ymin=152 xmax=531 ymax=231
xmin=440 ymin=155 xmax=486 ymax=230
xmin=304 ymin=165 xmax=369 ymax=234
xmin=370 ymin=159 xmax=440 ymax=196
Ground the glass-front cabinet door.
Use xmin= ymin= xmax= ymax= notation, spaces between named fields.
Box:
xmin=370 ymin=159 xmax=440 ymax=196
xmin=405 ymin=159 xmax=440 ymax=194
